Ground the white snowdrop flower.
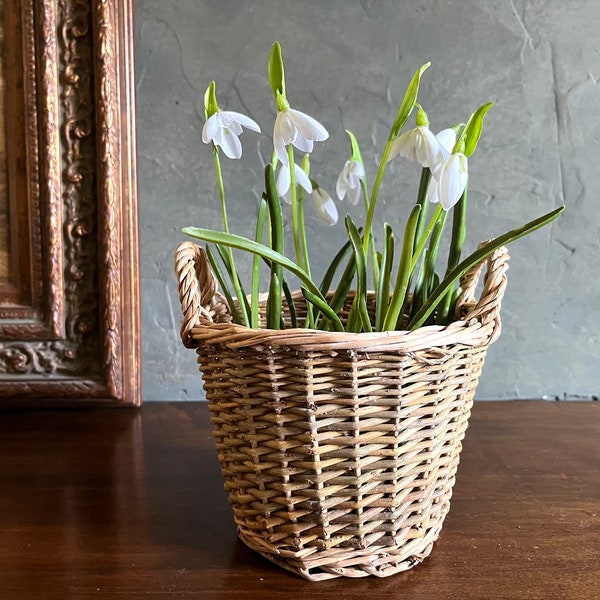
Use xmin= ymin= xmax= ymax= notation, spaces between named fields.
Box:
xmin=201 ymin=110 xmax=261 ymax=159
xmin=311 ymin=187 xmax=338 ymax=226
xmin=336 ymin=159 xmax=365 ymax=206
xmin=431 ymin=152 xmax=469 ymax=211
xmin=273 ymin=108 xmax=329 ymax=166
xmin=387 ymin=125 xmax=445 ymax=170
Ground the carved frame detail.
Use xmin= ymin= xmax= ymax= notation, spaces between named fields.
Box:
xmin=0 ymin=0 xmax=140 ymax=406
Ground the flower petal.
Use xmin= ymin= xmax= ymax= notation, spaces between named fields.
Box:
xmin=294 ymin=163 xmax=312 ymax=193
xmin=276 ymin=164 xmax=291 ymax=197
xmin=278 ymin=111 xmax=298 ymax=144
xmin=202 ymin=113 xmax=220 ymax=143
xmin=288 ymin=108 xmax=329 ymax=141
xmin=217 ymin=129 xmax=242 ymax=159
xmin=415 ymin=127 xmax=443 ymax=169
xmin=427 ymin=178 xmax=439 ymax=204
xmin=438 ymin=153 xmax=468 ymax=210
xmin=349 ymin=160 xmax=365 ymax=179
xmin=346 ymin=183 xmax=362 ymax=206
xmin=336 ymin=167 xmax=347 ymax=200
xmin=292 ymin=129 xmax=314 ymax=153
xmin=273 ymin=113 xmax=289 ymax=166
xmin=311 ymin=188 xmax=338 ymax=225
xmin=435 ymin=128 xmax=457 ymax=153
xmin=387 ymin=129 xmax=412 ymax=163
xmin=222 ymin=110 xmax=261 ymax=133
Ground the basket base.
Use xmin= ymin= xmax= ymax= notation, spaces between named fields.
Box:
xmin=238 ymin=526 xmax=441 ymax=581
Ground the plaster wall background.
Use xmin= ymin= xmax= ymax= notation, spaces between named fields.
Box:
xmin=135 ymin=0 xmax=599 ymax=401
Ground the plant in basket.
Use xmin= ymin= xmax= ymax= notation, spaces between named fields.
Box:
xmin=175 ymin=42 xmax=563 ymax=580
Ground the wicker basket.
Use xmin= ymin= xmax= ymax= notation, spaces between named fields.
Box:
xmin=175 ymin=241 xmax=509 ymax=581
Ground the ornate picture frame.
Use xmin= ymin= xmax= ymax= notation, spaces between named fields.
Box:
xmin=0 ymin=0 xmax=140 ymax=406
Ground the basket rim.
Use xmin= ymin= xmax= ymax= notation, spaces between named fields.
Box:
xmin=188 ymin=311 xmax=493 ymax=352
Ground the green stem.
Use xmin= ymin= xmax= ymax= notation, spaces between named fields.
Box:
xmin=382 ymin=204 xmax=421 ymax=331
xmin=297 ymin=185 xmax=314 ymax=328
xmin=264 ymin=166 xmax=284 ymax=329
xmin=410 ymin=204 xmax=444 ymax=274
xmin=362 ymin=138 xmax=394 ymax=255
xmin=436 ymin=188 xmax=467 ymax=324
xmin=375 ymin=223 xmax=394 ymax=331
xmin=298 ymin=187 xmax=311 ymax=279
xmin=286 ymin=145 xmax=304 ymax=272
xmin=413 ymin=168 xmax=431 ymax=251
xmin=360 ymin=177 xmax=379 ymax=289
xmin=212 ymin=146 xmax=249 ymax=326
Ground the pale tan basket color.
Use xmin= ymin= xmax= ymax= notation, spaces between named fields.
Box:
xmin=175 ymin=241 xmax=509 ymax=581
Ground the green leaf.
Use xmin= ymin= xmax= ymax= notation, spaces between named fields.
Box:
xmin=413 ymin=168 xmax=432 ymax=251
xmin=203 ymin=81 xmax=219 ymax=120
xmin=383 ymin=204 xmax=422 ymax=331
xmin=410 ymin=247 xmax=428 ymax=322
xmin=345 ymin=129 xmax=364 ymax=165
xmin=390 ymin=62 xmax=431 ymax=139
xmin=408 ymin=205 xmax=565 ymax=329
xmin=327 ymin=254 xmax=356 ymax=317
xmin=319 ymin=239 xmax=353 ymax=295
xmin=266 ymin=271 xmax=282 ymax=329
xmin=251 ymin=196 xmax=269 ymax=328
xmin=264 ymin=165 xmax=285 ymax=329
xmin=375 ymin=223 xmax=394 ymax=331
xmin=215 ymin=243 xmax=251 ymax=321
xmin=182 ymin=227 xmax=338 ymax=325
xmin=206 ymin=245 xmax=241 ymax=324
xmin=282 ymin=279 xmax=298 ymax=329
xmin=436 ymin=187 xmax=467 ymax=324
xmin=425 ymin=211 xmax=448 ymax=284
xmin=268 ymin=42 xmax=286 ymax=99
xmin=264 ymin=167 xmax=284 ymax=257
xmin=301 ymin=288 xmax=344 ymax=332
xmin=345 ymin=215 xmax=372 ymax=333
xmin=213 ymin=244 xmax=250 ymax=326
xmin=459 ymin=102 xmax=493 ymax=157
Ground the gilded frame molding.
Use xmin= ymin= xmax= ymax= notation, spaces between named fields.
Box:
xmin=0 ymin=0 xmax=140 ymax=406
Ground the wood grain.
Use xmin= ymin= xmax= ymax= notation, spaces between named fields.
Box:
xmin=0 ymin=401 xmax=597 ymax=599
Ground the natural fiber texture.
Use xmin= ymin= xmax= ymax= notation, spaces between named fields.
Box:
xmin=175 ymin=241 xmax=509 ymax=580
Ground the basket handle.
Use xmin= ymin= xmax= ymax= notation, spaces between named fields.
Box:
xmin=455 ymin=243 xmax=510 ymax=344
xmin=174 ymin=241 xmax=220 ymax=348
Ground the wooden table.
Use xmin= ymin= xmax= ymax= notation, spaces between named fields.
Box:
xmin=0 ymin=402 xmax=598 ymax=599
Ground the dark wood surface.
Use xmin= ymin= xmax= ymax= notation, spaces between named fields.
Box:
xmin=0 ymin=401 xmax=598 ymax=599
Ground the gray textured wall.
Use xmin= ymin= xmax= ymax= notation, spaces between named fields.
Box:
xmin=136 ymin=0 xmax=599 ymax=401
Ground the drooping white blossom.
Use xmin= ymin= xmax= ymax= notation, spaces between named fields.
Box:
xmin=387 ymin=125 xmax=445 ymax=170
xmin=276 ymin=162 xmax=312 ymax=204
xmin=273 ymin=108 xmax=329 ymax=166
xmin=311 ymin=187 xmax=338 ymax=226
xmin=202 ymin=111 xmax=261 ymax=159
xmin=431 ymin=152 xmax=469 ymax=211
xmin=427 ymin=128 xmax=458 ymax=204
xmin=336 ymin=159 xmax=365 ymax=206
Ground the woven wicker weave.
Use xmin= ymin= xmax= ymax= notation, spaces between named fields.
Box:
xmin=175 ymin=241 xmax=509 ymax=581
